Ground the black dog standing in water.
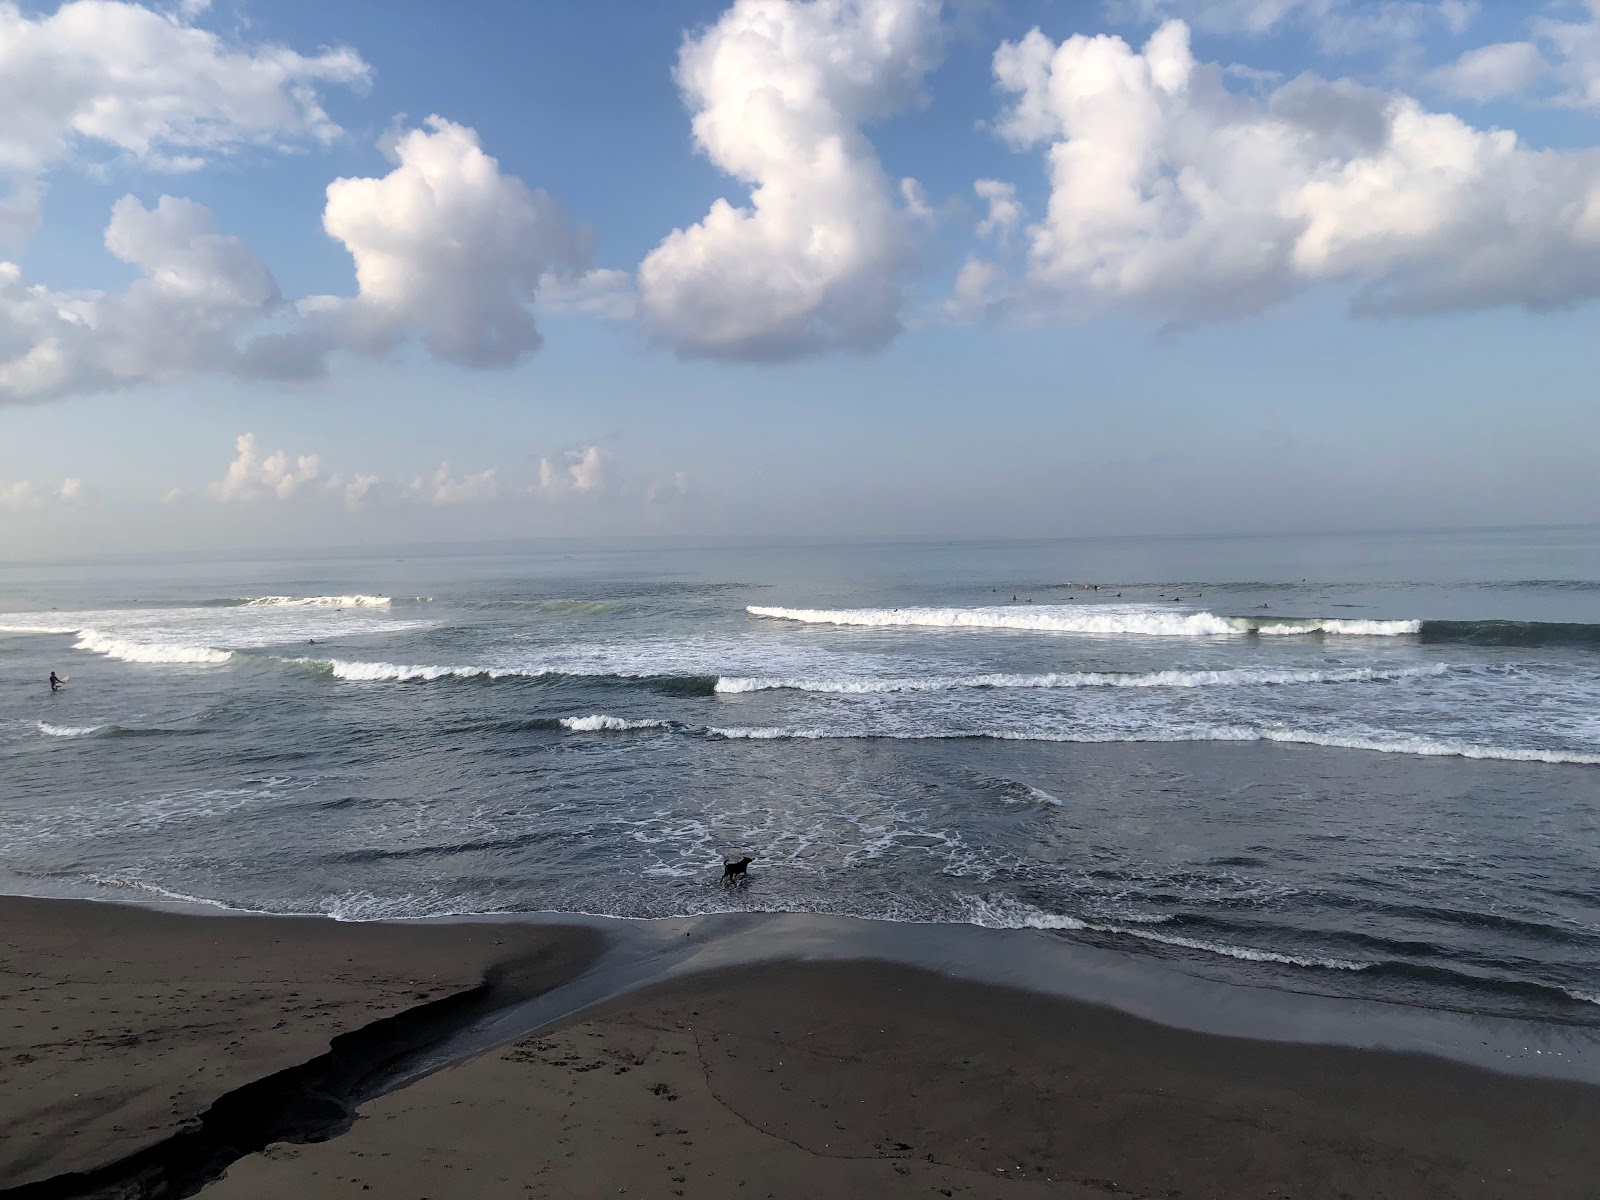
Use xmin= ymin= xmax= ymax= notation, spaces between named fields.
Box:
xmin=722 ymin=855 xmax=753 ymax=885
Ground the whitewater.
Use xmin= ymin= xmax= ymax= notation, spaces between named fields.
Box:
xmin=3 ymin=529 xmax=1600 ymax=1027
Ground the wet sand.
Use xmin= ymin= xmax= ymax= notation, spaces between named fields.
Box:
xmin=208 ymin=959 xmax=1600 ymax=1199
xmin=0 ymin=895 xmax=599 ymax=1191
xmin=6 ymin=897 xmax=1600 ymax=1198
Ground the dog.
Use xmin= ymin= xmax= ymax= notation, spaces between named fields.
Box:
xmin=721 ymin=855 xmax=753 ymax=885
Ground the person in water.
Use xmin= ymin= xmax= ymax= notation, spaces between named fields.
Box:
xmin=49 ymin=671 xmax=63 ymax=691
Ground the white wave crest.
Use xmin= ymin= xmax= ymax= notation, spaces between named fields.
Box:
xmin=750 ymin=604 xmax=1423 ymax=638
xmin=1246 ymin=617 xmax=1422 ymax=636
xmin=318 ymin=659 xmax=521 ymax=682
xmin=750 ymin=603 xmax=1238 ymax=636
xmin=1112 ymin=926 xmax=1370 ymax=970
xmin=714 ymin=664 xmax=1446 ymax=694
xmin=559 ymin=714 xmax=669 ymax=732
xmin=74 ymin=630 xmax=232 ymax=664
xmin=242 ymin=594 xmax=392 ymax=607
xmin=37 ymin=722 xmax=105 ymax=738
xmin=705 ymin=723 xmax=1599 ymax=765
xmin=959 ymin=896 xmax=1367 ymax=970
xmin=83 ymin=875 xmax=233 ymax=908
xmin=1246 ymin=727 xmax=1600 ymax=765
xmin=0 ymin=620 xmax=80 ymax=635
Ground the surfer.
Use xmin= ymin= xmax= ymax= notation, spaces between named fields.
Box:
xmin=49 ymin=671 xmax=63 ymax=692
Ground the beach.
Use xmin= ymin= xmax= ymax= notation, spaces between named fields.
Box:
xmin=6 ymin=895 xmax=1600 ymax=1199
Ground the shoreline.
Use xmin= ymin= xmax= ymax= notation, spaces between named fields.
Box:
xmin=6 ymin=885 xmax=1597 ymax=1083
xmin=7 ymin=896 xmax=1600 ymax=1198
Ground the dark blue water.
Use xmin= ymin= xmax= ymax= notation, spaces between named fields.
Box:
xmin=2 ymin=527 xmax=1597 ymax=1024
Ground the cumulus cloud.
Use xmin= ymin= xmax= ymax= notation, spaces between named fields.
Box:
xmin=0 ymin=0 xmax=369 ymax=231
xmin=537 ymin=445 xmax=611 ymax=495
xmin=325 ymin=471 xmax=379 ymax=510
xmin=989 ymin=20 xmax=1600 ymax=323
xmin=1 ymin=117 xmax=597 ymax=404
xmin=637 ymin=0 xmax=943 ymax=360
xmin=1537 ymin=2 xmax=1600 ymax=109
xmin=211 ymin=432 xmax=320 ymax=501
xmin=1427 ymin=41 xmax=1546 ymax=101
xmin=319 ymin=116 xmax=591 ymax=368
xmin=410 ymin=464 xmax=498 ymax=505
xmin=1 ymin=194 xmax=288 ymax=403
xmin=0 ymin=476 xmax=82 ymax=509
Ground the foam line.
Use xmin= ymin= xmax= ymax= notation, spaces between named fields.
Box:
xmin=714 ymin=664 xmax=1446 ymax=694
xmin=750 ymin=604 xmax=1421 ymax=637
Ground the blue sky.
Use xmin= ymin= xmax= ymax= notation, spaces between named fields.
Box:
xmin=2 ymin=0 xmax=1598 ymax=558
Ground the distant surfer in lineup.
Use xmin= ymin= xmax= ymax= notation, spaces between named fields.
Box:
xmin=49 ymin=671 xmax=64 ymax=692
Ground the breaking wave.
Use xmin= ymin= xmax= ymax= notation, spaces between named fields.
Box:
xmin=1240 ymin=617 xmax=1422 ymax=636
xmin=750 ymin=604 xmax=1419 ymax=637
xmin=74 ymin=630 xmax=232 ymax=665
xmin=715 ymin=664 xmax=1447 ymax=694
xmin=558 ymin=714 xmax=670 ymax=732
xmin=37 ymin=722 xmax=105 ymax=738
xmin=750 ymin=603 xmax=1240 ymax=636
xmin=300 ymin=658 xmax=718 ymax=694
xmin=237 ymin=594 xmax=393 ymax=607
xmin=313 ymin=659 xmax=527 ymax=683
xmin=748 ymin=604 xmax=1600 ymax=647
xmin=704 ymin=723 xmax=1599 ymax=765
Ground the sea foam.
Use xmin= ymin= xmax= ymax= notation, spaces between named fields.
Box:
xmin=559 ymin=714 xmax=669 ymax=732
xmin=74 ymin=630 xmax=233 ymax=664
xmin=713 ymin=664 xmax=1446 ymax=694
xmin=751 ymin=604 xmax=1422 ymax=637
xmin=704 ymin=722 xmax=1599 ymax=765
xmin=242 ymin=594 xmax=393 ymax=607
xmin=749 ymin=604 xmax=1239 ymax=636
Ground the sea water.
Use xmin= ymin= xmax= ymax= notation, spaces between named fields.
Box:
xmin=2 ymin=526 xmax=1597 ymax=1024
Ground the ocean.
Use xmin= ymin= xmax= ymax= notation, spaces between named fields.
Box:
xmin=3 ymin=526 xmax=1597 ymax=1027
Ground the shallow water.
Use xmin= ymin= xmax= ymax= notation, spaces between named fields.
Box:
xmin=2 ymin=527 xmax=1597 ymax=1024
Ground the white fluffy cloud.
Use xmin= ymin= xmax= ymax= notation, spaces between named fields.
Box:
xmin=409 ymin=464 xmax=498 ymax=505
xmin=537 ymin=445 xmax=611 ymax=495
xmin=0 ymin=476 xmax=81 ymax=509
xmin=0 ymin=194 xmax=286 ymax=403
xmin=0 ymin=117 xmax=594 ymax=404
xmin=211 ymin=432 xmax=320 ymax=501
xmin=0 ymin=0 xmax=369 ymax=231
xmin=1427 ymin=41 xmax=1546 ymax=101
xmin=327 ymin=472 xmax=379 ymax=510
xmin=989 ymin=20 xmax=1600 ymax=322
xmin=320 ymin=116 xmax=591 ymax=368
xmin=637 ymin=0 xmax=943 ymax=360
xmin=1537 ymin=2 xmax=1600 ymax=109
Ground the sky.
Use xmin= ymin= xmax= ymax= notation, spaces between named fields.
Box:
xmin=1 ymin=0 xmax=1598 ymax=559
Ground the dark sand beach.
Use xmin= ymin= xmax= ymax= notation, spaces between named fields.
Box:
xmin=6 ymin=896 xmax=1600 ymax=1199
